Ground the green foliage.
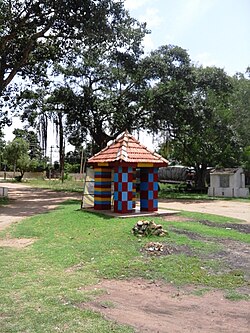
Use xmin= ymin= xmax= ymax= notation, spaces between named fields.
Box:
xmin=3 ymin=137 xmax=43 ymax=178
xmin=13 ymin=128 xmax=43 ymax=160
xmin=150 ymin=61 xmax=242 ymax=187
xmin=242 ymin=146 xmax=250 ymax=171
xmin=4 ymin=137 xmax=29 ymax=167
xmin=0 ymin=0 xmax=145 ymax=136
xmin=230 ymin=71 xmax=250 ymax=147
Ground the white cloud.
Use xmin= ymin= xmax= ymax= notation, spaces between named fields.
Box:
xmin=193 ymin=52 xmax=219 ymax=68
xmin=142 ymin=34 xmax=155 ymax=53
xmin=173 ymin=0 xmax=216 ymax=36
xmin=139 ymin=7 xmax=163 ymax=28
xmin=124 ymin=0 xmax=151 ymax=10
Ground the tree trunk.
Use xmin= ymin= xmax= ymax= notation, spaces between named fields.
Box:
xmin=57 ymin=113 xmax=65 ymax=182
xmin=195 ymin=164 xmax=207 ymax=189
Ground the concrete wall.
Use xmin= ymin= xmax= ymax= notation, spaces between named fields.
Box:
xmin=208 ymin=168 xmax=249 ymax=198
xmin=0 ymin=187 xmax=8 ymax=197
xmin=0 ymin=171 xmax=45 ymax=179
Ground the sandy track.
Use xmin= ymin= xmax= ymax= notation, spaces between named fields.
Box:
xmin=0 ymin=183 xmax=81 ymax=231
xmin=159 ymin=199 xmax=250 ymax=223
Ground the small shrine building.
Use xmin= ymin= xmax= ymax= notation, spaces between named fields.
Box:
xmin=87 ymin=131 xmax=168 ymax=214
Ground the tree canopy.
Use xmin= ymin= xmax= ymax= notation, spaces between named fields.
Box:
xmin=0 ymin=0 xmax=145 ymax=126
xmin=0 ymin=0 xmax=249 ymax=187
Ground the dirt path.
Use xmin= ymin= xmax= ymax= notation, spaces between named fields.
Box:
xmin=0 ymin=183 xmax=81 ymax=231
xmin=159 ymin=199 xmax=250 ymax=223
xmin=1 ymin=183 xmax=250 ymax=332
xmin=81 ymin=279 xmax=249 ymax=333
xmin=1 ymin=184 xmax=249 ymax=231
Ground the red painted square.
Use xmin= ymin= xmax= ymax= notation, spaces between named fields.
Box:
xmin=128 ymin=192 xmax=133 ymax=200
xmin=148 ymin=182 xmax=153 ymax=191
xmin=122 ymin=183 xmax=128 ymax=191
xmin=122 ymin=201 xmax=127 ymax=212
xmin=140 ymin=190 xmax=147 ymax=199
xmin=118 ymin=173 xmax=122 ymax=182
xmin=128 ymin=173 xmax=133 ymax=182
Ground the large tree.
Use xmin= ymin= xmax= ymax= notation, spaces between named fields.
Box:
xmin=0 ymin=0 xmax=136 ymax=126
xmin=229 ymin=70 xmax=250 ymax=147
xmin=4 ymin=138 xmax=29 ymax=178
xmin=143 ymin=45 xmax=242 ymax=187
xmin=16 ymin=11 xmax=148 ymax=152
xmin=141 ymin=45 xmax=194 ymax=136
xmin=58 ymin=45 xmax=149 ymax=151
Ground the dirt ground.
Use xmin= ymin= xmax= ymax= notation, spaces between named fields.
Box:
xmin=0 ymin=183 xmax=250 ymax=332
xmin=158 ymin=198 xmax=250 ymax=223
xmin=80 ymin=279 xmax=250 ymax=333
xmin=0 ymin=182 xmax=81 ymax=231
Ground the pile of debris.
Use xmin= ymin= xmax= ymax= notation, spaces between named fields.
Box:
xmin=143 ymin=242 xmax=164 ymax=255
xmin=142 ymin=242 xmax=193 ymax=256
xmin=132 ymin=220 xmax=168 ymax=237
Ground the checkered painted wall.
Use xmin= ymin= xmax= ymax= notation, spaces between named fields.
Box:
xmin=140 ymin=167 xmax=158 ymax=211
xmin=94 ymin=167 xmax=112 ymax=210
xmin=113 ymin=166 xmax=135 ymax=213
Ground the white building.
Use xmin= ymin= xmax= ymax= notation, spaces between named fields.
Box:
xmin=208 ymin=168 xmax=249 ymax=198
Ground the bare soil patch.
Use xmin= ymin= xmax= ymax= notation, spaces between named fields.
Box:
xmin=198 ymin=219 xmax=250 ymax=233
xmin=159 ymin=199 xmax=250 ymax=223
xmin=79 ymin=279 xmax=250 ymax=333
xmin=168 ymin=228 xmax=250 ymax=281
xmin=0 ymin=238 xmax=36 ymax=248
xmin=0 ymin=183 xmax=81 ymax=231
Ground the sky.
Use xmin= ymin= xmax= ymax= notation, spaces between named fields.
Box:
xmin=124 ymin=0 xmax=250 ymax=75
xmin=4 ymin=0 xmax=250 ymax=156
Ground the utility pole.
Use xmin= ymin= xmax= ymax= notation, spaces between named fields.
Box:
xmin=80 ymin=146 xmax=84 ymax=176
xmin=49 ymin=145 xmax=53 ymax=180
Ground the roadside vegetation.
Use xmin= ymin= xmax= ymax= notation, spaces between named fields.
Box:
xmin=0 ymin=197 xmax=8 ymax=205
xmin=4 ymin=178 xmax=247 ymax=201
xmin=0 ymin=201 xmax=249 ymax=332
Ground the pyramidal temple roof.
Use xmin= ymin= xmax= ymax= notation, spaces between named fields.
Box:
xmin=88 ymin=131 xmax=168 ymax=167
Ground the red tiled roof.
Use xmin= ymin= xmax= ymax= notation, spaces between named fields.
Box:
xmin=88 ymin=131 xmax=168 ymax=167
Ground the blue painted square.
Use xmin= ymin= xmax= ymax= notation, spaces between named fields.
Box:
xmin=122 ymin=173 xmax=128 ymax=182
xmin=148 ymin=191 xmax=153 ymax=200
xmin=114 ymin=192 xmax=118 ymax=200
xmin=127 ymin=201 xmax=133 ymax=210
xmin=122 ymin=192 xmax=128 ymax=201
xmin=114 ymin=173 xmax=118 ymax=182
xmin=140 ymin=199 xmax=148 ymax=208
xmin=148 ymin=173 xmax=153 ymax=182
xmin=128 ymin=182 xmax=133 ymax=191
xmin=118 ymin=183 xmax=122 ymax=192
xmin=118 ymin=201 xmax=122 ymax=211
xmin=153 ymin=182 xmax=158 ymax=191
xmin=153 ymin=199 xmax=158 ymax=208
xmin=118 ymin=166 xmax=123 ymax=173
xmin=140 ymin=182 xmax=148 ymax=191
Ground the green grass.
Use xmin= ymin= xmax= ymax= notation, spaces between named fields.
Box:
xmin=158 ymin=183 xmax=250 ymax=201
xmin=0 ymin=197 xmax=8 ymax=205
xmin=2 ymin=178 xmax=249 ymax=200
xmin=23 ymin=179 xmax=84 ymax=192
xmin=0 ymin=202 xmax=249 ymax=332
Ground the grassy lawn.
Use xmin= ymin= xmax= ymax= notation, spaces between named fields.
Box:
xmin=23 ymin=179 xmax=84 ymax=193
xmin=0 ymin=197 xmax=8 ymax=205
xmin=158 ymin=183 xmax=250 ymax=201
xmin=0 ymin=201 xmax=249 ymax=332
